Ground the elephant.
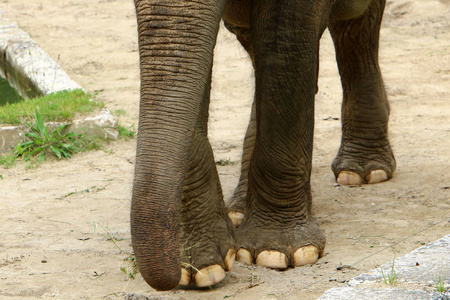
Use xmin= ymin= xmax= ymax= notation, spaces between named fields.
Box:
xmin=131 ymin=0 xmax=396 ymax=291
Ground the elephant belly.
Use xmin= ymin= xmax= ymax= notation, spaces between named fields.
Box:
xmin=223 ymin=0 xmax=251 ymax=29
xmin=331 ymin=0 xmax=372 ymax=21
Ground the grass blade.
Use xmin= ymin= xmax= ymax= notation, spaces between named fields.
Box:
xmin=51 ymin=146 xmax=62 ymax=159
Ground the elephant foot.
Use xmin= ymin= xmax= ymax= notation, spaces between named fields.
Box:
xmin=179 ymin=249 xmax=235 ymax=287
xmin=226 ymin=188 xmax=247 ymax=227
xmin=332 ymin=140 xmax=396 ymax=185
xmin=179 ymin=186 xmax=236 ymax=287
xmin=178 ymin=206 xmax=236 ymax=288
xmin=236 ymin=214 xmax=326 ymax=269
xmin=178 ymin=224 xmax=236 ymax=288
xmin=176 ymin=131 xmax=237 ymax=288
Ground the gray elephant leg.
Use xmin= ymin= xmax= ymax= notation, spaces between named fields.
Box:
xmin=234 ymin=0 xmax=330 ymax=269
xmin=226 ymin=99 xmax=256 ymax=226
xmin=178 ymin=70 xmax=236 ymax=288
xmin=329 ymin=0 xmax=396 ymax=185
xmin=223 ymin=2 xmax=256 ymax=227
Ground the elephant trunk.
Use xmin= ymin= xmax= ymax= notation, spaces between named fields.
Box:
xmin=131 ymin=0 xmax=226 ymax=291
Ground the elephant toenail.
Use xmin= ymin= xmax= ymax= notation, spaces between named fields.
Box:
xmin=366 ymin=169 xmax=388 ymax=184
xmin=256 ymin=250 xmax=288 ymax=269
xmin=225 ymin=249 xmax=236 ymax=271
xmin=337 ymin=171 xmax=364 ymax=185
xmin=293 ymin=245 xmax=320 ymax=266
xmin=178 ymin=268 xmax=191 ymax=286
xmin=236 ymin=248 xmax=253 ymax=265
xmin=228 ymin=211 xmax=244 ymax=227
xmin=194 ymin=265 xmax=226 ymax=287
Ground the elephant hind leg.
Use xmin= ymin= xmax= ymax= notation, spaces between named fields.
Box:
xmin=223 ymin=2 xmax=255 ymax=227
xmin=329 ymin=0 xmax=396 ymax=185
xmin=221 ymin=34 xmax=254 ymax=226
xmin=226 ymin=99 xmax=256 ymax=227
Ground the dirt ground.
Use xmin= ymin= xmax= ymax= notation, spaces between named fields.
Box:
xmin=1 ymin=0 xmax=449 ymax=299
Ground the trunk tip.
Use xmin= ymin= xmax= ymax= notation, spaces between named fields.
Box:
xmin=141 ymin=268 xmax=181 ymax=291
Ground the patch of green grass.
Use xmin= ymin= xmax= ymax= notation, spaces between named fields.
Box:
xmin=0 ymin=154 xmax=16 ymax=168
xmin=117 ymin=124 xmax=136 ymax=139
xmin=435 ymin=275 xmax=446 ymax=293
xmin=0 ymin=110 xmax=101 ymax=168
xmin=114 ymin=109 xmax=127 ymax=117
xmin=216 ymin=158 xmax=236 ymax=166
xmin=0 ymin=89 xmax=103 ymax=125
xmin=381 ymin=259 xmax=398 ymax=286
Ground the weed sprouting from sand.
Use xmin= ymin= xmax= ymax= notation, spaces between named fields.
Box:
xmin=117 ymin=124 xmax=136 ymax=139
xmin=94 ymin=222 xmax=139 ymax=280
xmin=381 ymin=258 xmax=398 ymax=286
xmin=435 ymin=275 xmax=446 ymax=293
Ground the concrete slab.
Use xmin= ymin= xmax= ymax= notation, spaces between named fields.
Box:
xmin=319 ymin=235 xmax=450 ymax=299
xmin=0 ymin=9 xmax=118 ymax=153
xmin=319 ymin=286 xmax=447 ymax=300
xmin=0 ymin=9 xmax=82 ymax=98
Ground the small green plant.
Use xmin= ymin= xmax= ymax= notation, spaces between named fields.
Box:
xmin=94 ymin=222 xmax=139 ymax=280
xmin=0 ymin=110 xmax=100 ymax=168
xmin=15 ymin=110 xmax=94 ymax=161
xmin=435 ymin=275 xmax=446 ymax=293
xmin=120 ymin=256 xmax=139 ymax=280
xmin=114 ymin=109 xmax=127 ymax=117
xmin=381 ymin=259 xmax=398 ymax=286
xmin=216 ymin=159 xmax=235 ymax=166
xmin=117 ymin=124 xmax=136 ymax=139
xmin=0 ymin=154 xmax=16 ymax=168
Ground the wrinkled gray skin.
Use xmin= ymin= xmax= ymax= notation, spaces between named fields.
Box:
xmin=131 ymin=0 xmax=396 ymax=291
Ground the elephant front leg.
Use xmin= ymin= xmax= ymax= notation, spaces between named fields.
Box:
xmin=179 ymin=130 xmax=236 ymax=287
xmin=236 ymin=0 xmax=328 ymax=269
xmin=329 ymin=0 xmax=396 ymax=185
xmin=179 ymin=77 xmax=236 ymax=287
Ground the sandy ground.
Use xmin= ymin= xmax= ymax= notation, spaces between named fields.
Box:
xmin=0 ymin=0 xmax=449 ymax=299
